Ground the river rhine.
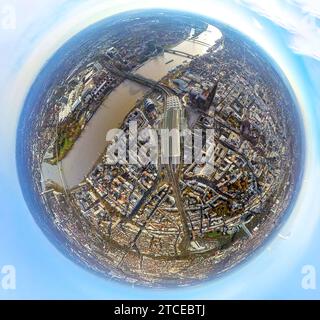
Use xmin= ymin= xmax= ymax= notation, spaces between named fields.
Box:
xmin=42 ymin=24 xmax=222 ymax=189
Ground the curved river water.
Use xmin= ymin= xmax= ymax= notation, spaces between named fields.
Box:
xmin=42 ymin=24 xmax=222 ymax=188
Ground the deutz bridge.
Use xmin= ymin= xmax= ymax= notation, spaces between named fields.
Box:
xmin=164 ymin=49 xmax=195 ymax=59
xmin=187 ymin=38 xmax=211 ymax=47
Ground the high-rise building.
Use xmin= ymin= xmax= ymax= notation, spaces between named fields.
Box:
xmin=205 ymin=81 xmax=218 ymax=110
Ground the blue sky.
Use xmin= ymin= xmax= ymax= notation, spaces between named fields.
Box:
xmin=1 ymin=0 xmax=320 ymax=299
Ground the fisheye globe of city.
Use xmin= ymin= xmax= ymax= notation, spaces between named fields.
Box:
xmin=17 ymin=9 xmax=303 ymax=287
